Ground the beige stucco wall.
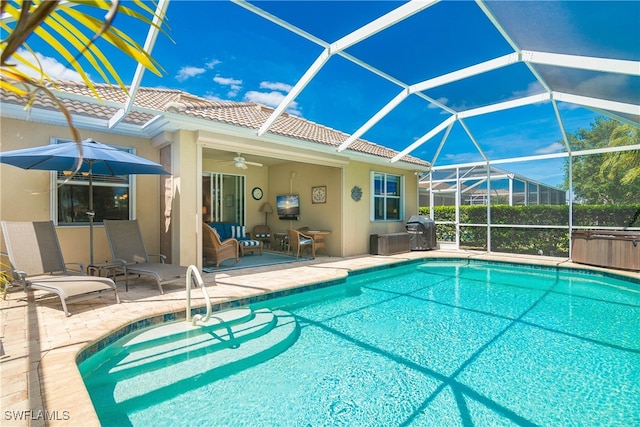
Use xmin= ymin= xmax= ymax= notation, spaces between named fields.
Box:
xmin=0 ymin=118 xmax=163 ymax=267
xmin=342 ymin=160 xmax=419 ymax=256
xmin=267 ymin=162 xmax=343 ymax=256
xmin=1 ymin=117 xmax=421 ymax=268
xmin=170 ymin=130 xmax=198 ymax=266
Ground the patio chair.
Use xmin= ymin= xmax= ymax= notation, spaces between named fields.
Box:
xmin=0 ymin=221 xmax=120 ymax=316
xmin=104 ymin=220 xmax=188 ymax=294
xmin=287 ymin=229 xmax=315 ymax=259
xmin=203 ymin=224 xmax=239 ymax=267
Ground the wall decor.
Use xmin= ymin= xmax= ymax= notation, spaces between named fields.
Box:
xmin=312 ymin=185 xmax=327 ymax=204
xmin=351 ymin=185 xmax=362 ymax=202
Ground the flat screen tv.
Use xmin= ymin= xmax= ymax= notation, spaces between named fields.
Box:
xmin=276 ymin=194 xmax=300 ymax=219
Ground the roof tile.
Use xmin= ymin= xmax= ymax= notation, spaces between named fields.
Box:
xmin=1 ymin=82 xmax=429 ymax=167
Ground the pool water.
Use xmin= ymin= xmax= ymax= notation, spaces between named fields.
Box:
xmin=79 ymin=260 xmax=640 ymax=426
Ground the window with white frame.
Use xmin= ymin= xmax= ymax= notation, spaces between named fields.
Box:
xmin=371 ymin=171 xmax=404 ymax=221
xmin=53 ymin=139 xmax=132 ymax=225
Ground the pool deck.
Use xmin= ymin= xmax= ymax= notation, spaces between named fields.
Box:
xmin=1 ymin=249 xmax=638 ymax=427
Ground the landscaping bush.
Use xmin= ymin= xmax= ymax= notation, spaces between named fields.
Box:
xmin=419 ymin=204 xmax=640 ymax=257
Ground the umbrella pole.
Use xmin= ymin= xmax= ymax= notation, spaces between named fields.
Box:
xmin=88 ymin=163 xmax=95 ymax=265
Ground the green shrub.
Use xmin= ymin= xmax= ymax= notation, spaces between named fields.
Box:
xmin=419 ymin=204 xmax=640 ymax=257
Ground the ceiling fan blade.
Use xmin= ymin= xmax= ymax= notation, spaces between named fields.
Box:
xmin=231 ymin=153 xmax=261 ymax=168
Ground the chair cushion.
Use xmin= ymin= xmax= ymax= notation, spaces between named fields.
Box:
xmin=299 ymin=238 xmax=313 ymax=244
xmin=240 ymin=240 xmax=261 ymax=247
xmin=255 ymin=233 xmax=270 ymax=238
xmin=208 ymin=223 xmax=232 ymax=240
xmin=209 ymin=223 xmax=260 ymax=243
xmin=211 ymin=227 xmax=221 ymax=240
xmin=230 ymin=225 xmax=247 ymax=240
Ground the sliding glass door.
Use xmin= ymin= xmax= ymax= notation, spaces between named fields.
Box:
xmin=202 ymin=172 xmax=245 ymax=224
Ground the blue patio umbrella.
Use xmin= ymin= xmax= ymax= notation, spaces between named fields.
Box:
xmin=0 ymin=138 xmax=170 ymax=263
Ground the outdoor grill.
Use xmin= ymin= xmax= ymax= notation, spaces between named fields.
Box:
xmin=405 ymin=215 xmax=437 ymax=250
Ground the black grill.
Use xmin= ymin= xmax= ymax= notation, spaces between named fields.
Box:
xmin=405 ymin=215 xmax=437 ymax=250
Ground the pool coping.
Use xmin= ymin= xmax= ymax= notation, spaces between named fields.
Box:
xmin=1 ymin=250 xmax=638 ymax=427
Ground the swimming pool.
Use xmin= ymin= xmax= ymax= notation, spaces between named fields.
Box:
xmin=79 ymin=259 xmax=640 ymax=426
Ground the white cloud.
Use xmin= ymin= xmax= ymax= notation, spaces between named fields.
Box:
xmin=513 ymin=81 xmax=546 ymax=98
xmin=259 ymin=81 xmax=293 ymax=92
xmin=213 ymin=76 xmax=242 ymax=86
xmin=428 ymin=97 xmax=448 ymax=109
xmin=244 ymin=90 xmax=301 ymax=115
xmin=534 ymin=142 xmax=565 ymax=155
xmin=213 ymin=76 xmax=242 ymax=98
xmin=244 ymin=90 xmax=285 ymax=107
xmin=12 ymin=49 xmax=83 ymax=81
xmin=206 ymin=59 xmax=221 ymax=69
xmin=176 ymin=66 xmax=206 ymax=82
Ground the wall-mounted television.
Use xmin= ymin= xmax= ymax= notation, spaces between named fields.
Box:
xmin=276 ymin=194 xmax=300 ymax=219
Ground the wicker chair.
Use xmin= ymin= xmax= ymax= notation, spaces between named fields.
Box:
xmin=203 ymin=224 xmax=239 ymax=267
xmin=287 ymin=229 xmax=315 ymax=259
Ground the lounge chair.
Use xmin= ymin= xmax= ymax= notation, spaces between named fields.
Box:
xmin=287 ymin=229 xmax=315 ymax=259
xmin=203 ymin=224 xmax=239 ymax=267
xmin=0 ymin=221 xmax=120 ymax=316
xmin=103 ymin=220 xmax=188 ymax=294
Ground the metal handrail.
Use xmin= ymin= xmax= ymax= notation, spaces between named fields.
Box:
xmin=185 ymin=265 xmax=212 ymax=326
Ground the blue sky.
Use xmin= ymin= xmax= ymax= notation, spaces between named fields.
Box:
xmin=22 ymin=1 xmax=640 ymax=187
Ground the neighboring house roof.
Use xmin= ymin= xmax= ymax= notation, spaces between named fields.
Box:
xmin=0 ymin=82 xmax=430 ymax=168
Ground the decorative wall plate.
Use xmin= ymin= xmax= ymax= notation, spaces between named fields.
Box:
xmin=351 ymin=185 xmax=362 ymax=202
xmin=312 ymin=185 xmax=326 ymax=204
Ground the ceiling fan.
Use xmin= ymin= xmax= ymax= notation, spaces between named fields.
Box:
xmin=232 ymin=153 xmax=263 ymax=170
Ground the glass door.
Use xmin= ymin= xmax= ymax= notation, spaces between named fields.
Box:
xmin=202 ymin=172 xmax=245 ymax=224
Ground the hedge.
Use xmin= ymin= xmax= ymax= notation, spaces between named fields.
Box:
xmin=419 ymin=204 xmax=640 ymax=257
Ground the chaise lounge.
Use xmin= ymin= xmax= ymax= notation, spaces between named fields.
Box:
xmin=1 ymin=220 xmax=120 ymax=316
xmin=104 ymin=219 xmax=188 ymax=294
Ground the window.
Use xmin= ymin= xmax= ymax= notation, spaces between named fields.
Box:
xmin=53 ymin=139 xmax=133 ymax=225
xmin=371 ymin=172 xmax=404 ymax=221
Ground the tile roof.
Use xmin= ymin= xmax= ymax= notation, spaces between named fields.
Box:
xmin=1 ymin=82 xmax=429 ymax=167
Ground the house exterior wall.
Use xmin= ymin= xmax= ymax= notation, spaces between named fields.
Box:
xmin=1 ymin=118 xmax=421 ymax=268
xmin=0 ymin=118 xmax=163 ymax=267
xmin=343 ymin=160 xmax=419 ymax=256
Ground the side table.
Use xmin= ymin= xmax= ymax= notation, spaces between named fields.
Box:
xmin=274 ymin=232 xmax=288 ymax=251
xmin=87 ymin=261 xmax=124 ymax=286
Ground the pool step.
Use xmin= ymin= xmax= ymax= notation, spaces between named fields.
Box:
xmin=83 ymin=308 xmax=299 ymax=411
xmin=119 ymin=306 xmax=255 ymax=353
xmin=80 ymin=307 xmax=256 ymax=376
xmin=88 ymin=308 xmax=277 ymax=382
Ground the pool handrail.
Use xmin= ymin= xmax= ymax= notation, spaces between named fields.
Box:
xmin=186 ymin=265 xmax=212 ymax=326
